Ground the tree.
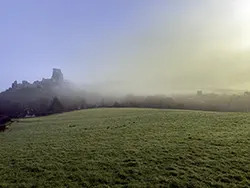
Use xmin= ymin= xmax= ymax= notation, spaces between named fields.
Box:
xmin=80 ymin=100 xmax=87 ymax=109
xmin=197 ymin=90 xmax=203 ymax=97
xmin=48 ymin=97 xmax=64 ymax=114
xmin=113 ymin=101 xmax=120 ymax=107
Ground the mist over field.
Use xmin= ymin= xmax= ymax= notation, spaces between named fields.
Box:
xmin=1 ymin=1 xmax=250 ymax=95
xmin=59 ymin=0 xmax=250 ymax=96
xmin=2 ymin=0 xmax=250 ymax=115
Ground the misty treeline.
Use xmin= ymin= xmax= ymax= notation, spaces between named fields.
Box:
xmin=2 ymin=88 xmax=250 ymax=118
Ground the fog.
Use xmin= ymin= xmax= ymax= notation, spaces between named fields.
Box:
xmin=67 ymin=0 xmax=250 ymax=96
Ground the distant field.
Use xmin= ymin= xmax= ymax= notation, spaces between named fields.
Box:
xmin=1 ymin=108 xmax=250 ymax=188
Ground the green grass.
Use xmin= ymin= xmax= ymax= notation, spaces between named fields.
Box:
xmin=1 ymin=108 xmax=250 ymax=188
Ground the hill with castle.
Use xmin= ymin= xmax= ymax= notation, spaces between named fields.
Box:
xmin=0 ymin=68 xmax=101 ymax=117
xmin=2 ymin=68 xmax=250 ymax=118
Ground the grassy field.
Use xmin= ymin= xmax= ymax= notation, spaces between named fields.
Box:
xmin=0 ymin=108 xmax=250 ymax=188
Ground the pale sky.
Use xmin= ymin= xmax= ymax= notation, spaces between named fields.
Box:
xmin=1 ymin=0 xmax=250 ymax=94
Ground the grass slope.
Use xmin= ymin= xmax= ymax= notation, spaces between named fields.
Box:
xmin=0 ymin=108 xmax=250 ymax=188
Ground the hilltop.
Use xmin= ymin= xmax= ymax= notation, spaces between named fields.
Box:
xmin=0 ymin=69 xmax=102 ymax=117
xmin=0 ymin=68 xmax=76 ymax=102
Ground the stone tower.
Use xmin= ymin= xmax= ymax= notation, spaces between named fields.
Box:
xmin=51 ymin=68 xmax=64 ymax=82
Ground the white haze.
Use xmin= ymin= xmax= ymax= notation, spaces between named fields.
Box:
xmin=66 ymin=0 xmax=250 ymax=96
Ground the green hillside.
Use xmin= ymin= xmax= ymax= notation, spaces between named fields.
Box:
xmin=0 ymin=108 xmax=250 ymax=187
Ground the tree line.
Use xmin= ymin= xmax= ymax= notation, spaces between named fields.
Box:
xmin=2 ymin=91 xmax=250 ymax=118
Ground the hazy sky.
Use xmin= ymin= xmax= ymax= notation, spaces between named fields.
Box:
xmin=1 ymin=0 xmax=250 ymax=94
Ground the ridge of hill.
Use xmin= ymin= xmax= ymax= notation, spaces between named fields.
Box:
xmin=0 ymin=69 xmax=102 ymax=117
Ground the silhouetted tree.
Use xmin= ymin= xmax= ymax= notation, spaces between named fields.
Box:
xmin=197 ymin=90 xmax=203 ymax=97
xmin=48 ymin=97 xmax=64 ymax=114
xmin=113 ymin=101 xmax=120 ymax=107
xmin=80 ymin=100 xmax=87 ymax=109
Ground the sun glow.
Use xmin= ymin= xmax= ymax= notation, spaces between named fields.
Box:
xmin=234 ymin=0 xmax=250 ymax=22
xmin=232 ymin=0 xmax=250 ymax=50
